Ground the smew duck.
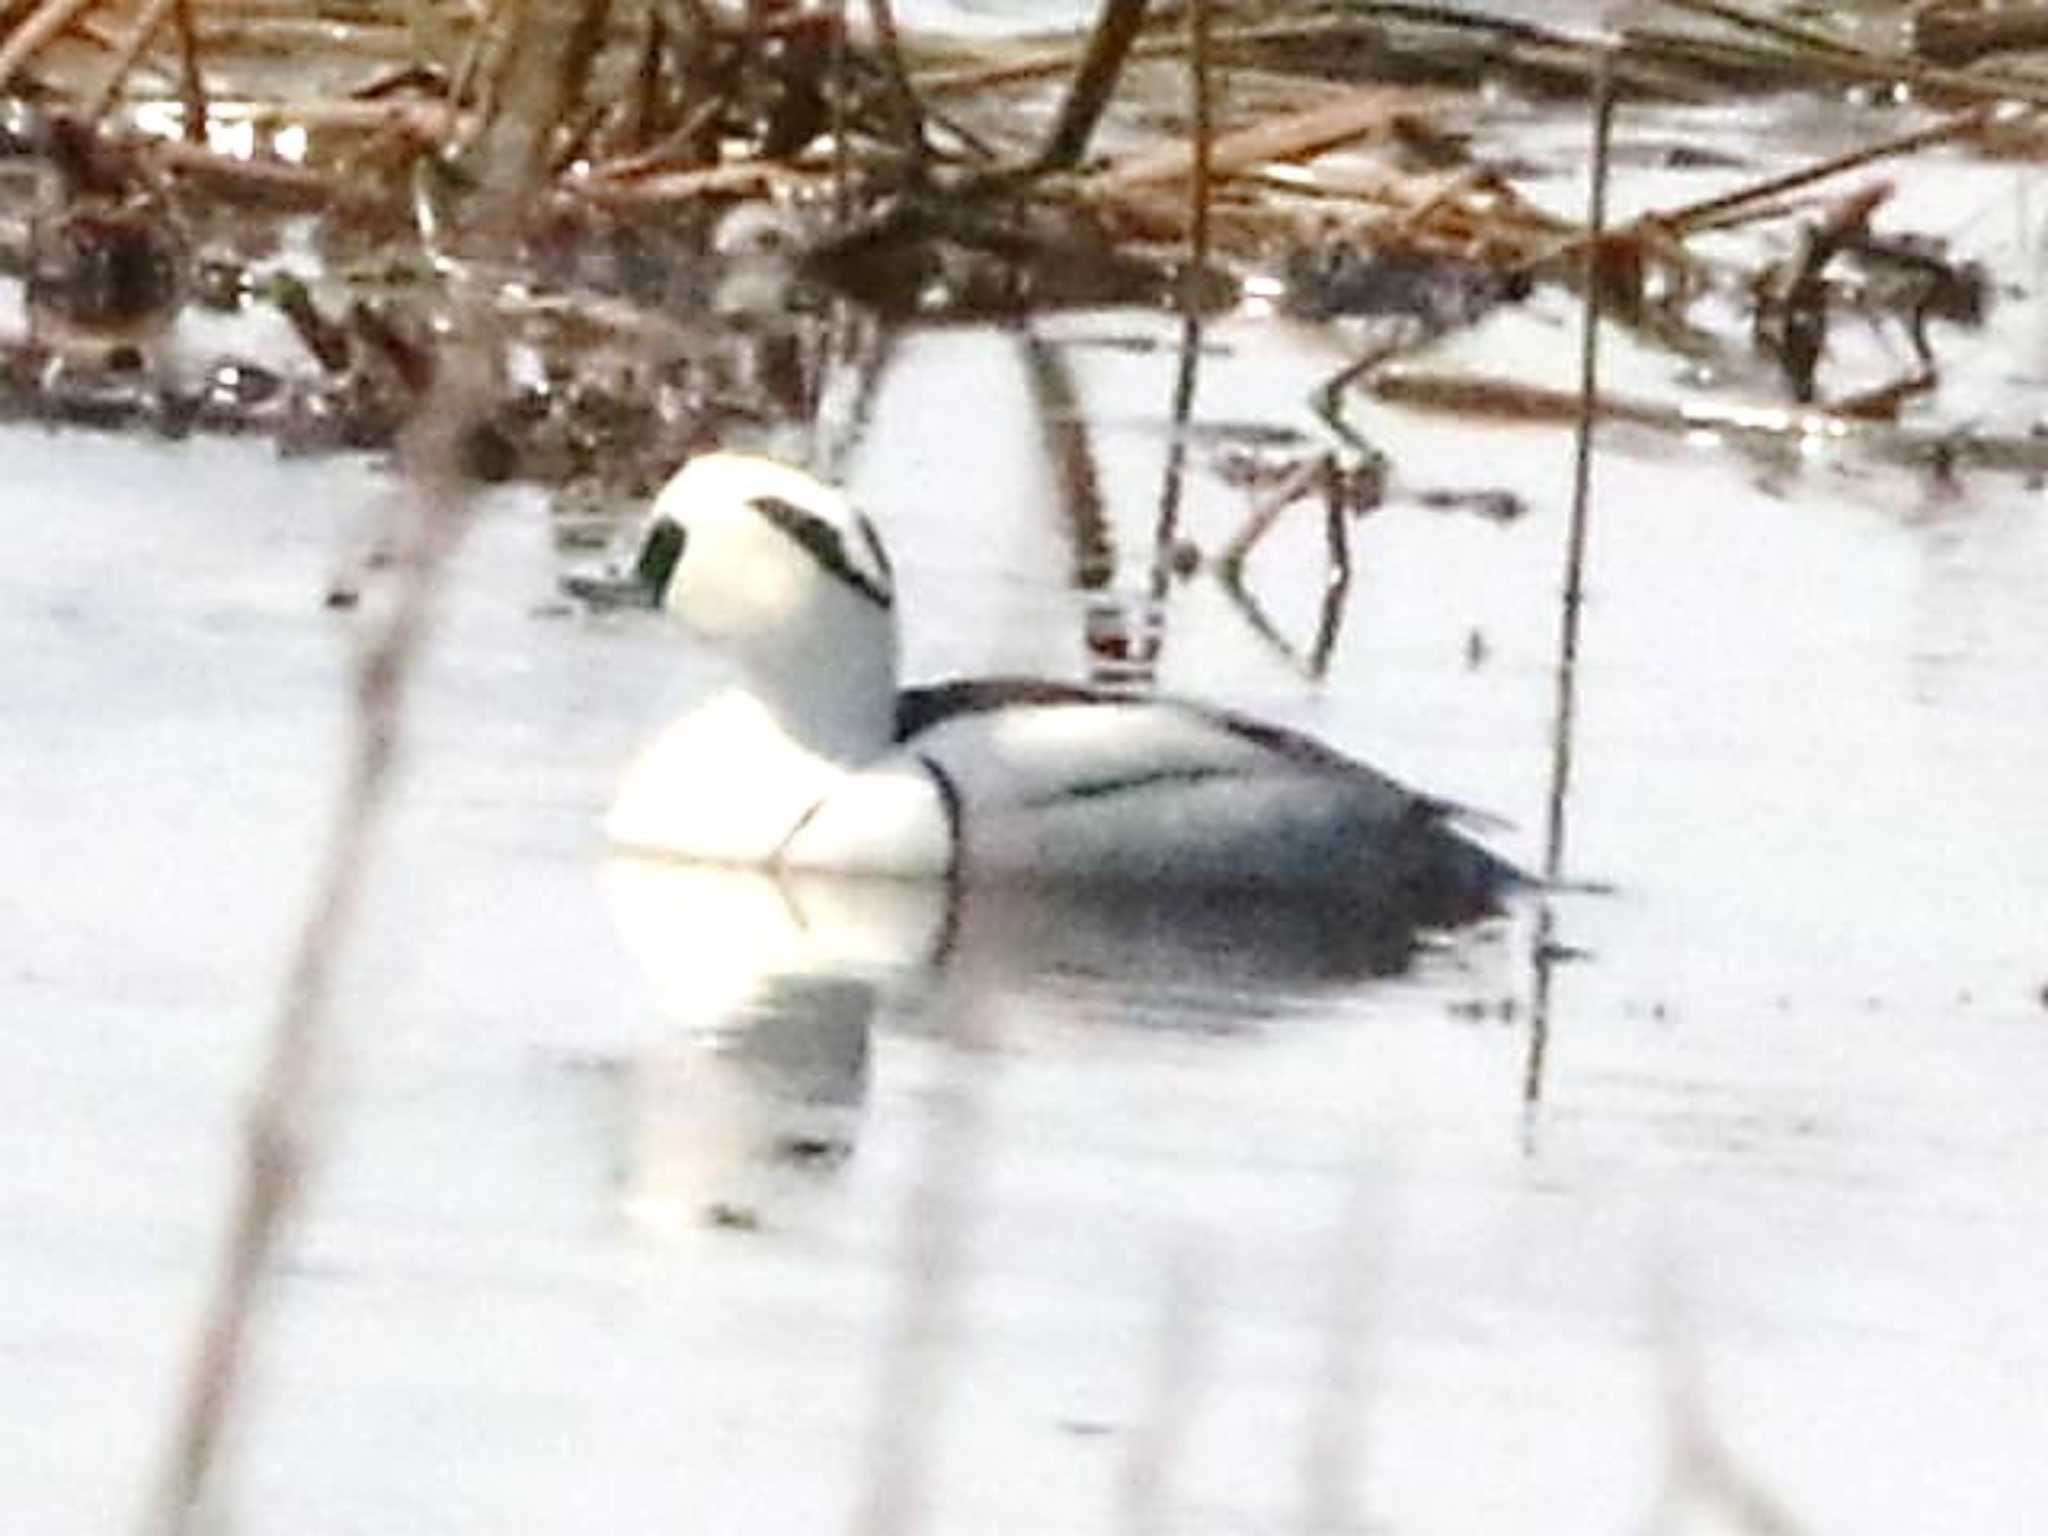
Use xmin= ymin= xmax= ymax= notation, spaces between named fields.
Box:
xmin=568 ymin=453 xmax=1520 ymax=923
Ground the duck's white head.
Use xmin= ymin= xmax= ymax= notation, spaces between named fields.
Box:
xmin=590 ymin=453 xmax=902 ymax=766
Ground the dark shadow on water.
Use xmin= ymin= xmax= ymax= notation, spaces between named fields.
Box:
xmin=948 ymin=878 xmax=1434 ymax=996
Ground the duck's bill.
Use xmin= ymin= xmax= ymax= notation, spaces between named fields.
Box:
xmin=560 ymin=565 xmax=661 ymax=610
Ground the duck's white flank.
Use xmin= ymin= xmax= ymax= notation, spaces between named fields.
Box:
xmin=584 ymin=452 xmax=1517 ymax=913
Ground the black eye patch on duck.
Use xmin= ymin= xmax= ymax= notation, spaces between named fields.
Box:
xmin=634 ymin=518 xmax=688 ymax=601
xmin=748 ymin=494 xmax=893 ymax=610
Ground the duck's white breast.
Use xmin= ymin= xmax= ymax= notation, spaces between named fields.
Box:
xmin=605 ymin=689 xmax=843 ymax=865
xmin=606 ymin=689 xmax=953 ymax=878
xmin=778 ymin=760 xmax=953 ymax=877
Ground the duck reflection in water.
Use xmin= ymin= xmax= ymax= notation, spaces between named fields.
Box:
xmin=599 ymin=857 xmax=1494 ymax=1232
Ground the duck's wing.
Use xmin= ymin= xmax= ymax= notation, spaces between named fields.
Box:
xmin=894 ymin=677 xmax=1103 ymax=742
xmin=893 ymin=679 xmax=1519 ymax=915
xmin=900 ymin=677 xmax=1518 ymax=835
xmin=895 ymin=677 xmax=1427 ymax=821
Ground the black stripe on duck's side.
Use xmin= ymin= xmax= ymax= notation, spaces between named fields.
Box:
xmin=914 ymin=753 xmax=964 ymax=879
xmin=747 ymin=494 xmax=894 ymax=609
xmin=1018 ymin=766 xmax=1233 ymax=809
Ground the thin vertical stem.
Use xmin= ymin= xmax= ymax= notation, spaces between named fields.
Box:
xmin=1183 ymin=0 xmax=1211 ymax=291
xmin=1149 ymin=323 xmax=1201 ymax=609
xmin=171 ymin=0 xmax=205 ymax=144
xmin=1020 ymin=329 xmax=1112 ymax=590
xmin=1542 ymin=46 xmax=1615 ymax=889
xmin=1526 ymin=43 xmax=1616 ymax=1113
xmin=627 ymin=4 xmax=664 ymax=151
xmin=1146 ymin=0 xmax=1211 ymax=617
xmin=137 ymin=351 xmax=490 ymax=1536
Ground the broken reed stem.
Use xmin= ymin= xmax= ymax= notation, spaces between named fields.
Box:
xmin=1364 ymin=365 xmax=2048 ymax=477
xmin=1215 ymin=457 xmax=1319 ymax=579
xmin=172 ymin=0 xmax=204 ymax=140
xmin=80 ymin=0 xmax=207 ymax=132
xmin=1915 ymin=5 xmax=2048 ymax=67
xmin=1036 ymin=0 xmax=1150 ymax=173
xmin=1307 ymin=465 xmax=1352 ymax=678
xmin=137 ymin=344 xmax=490 ymax=1536
xmin=1640 ymin=101 xmax=1999 ymax=239
xmin=1647 ymin=0 xmax=1868 ymax=63
xmin=1509 ymin=101 xmax=2000 ymax=292
xmin=1645 ymin=0 xmax=2048 ymax=108
xmin=1640 ymin=0 xmax=2048 ymax=106
xmin=863 ymin=0 xmax=925 ymax=175
xmin=83 ymin=0 xmax=172 ymax=120
xmin=1021 ymin=329 xmax=1113 ymax=590
xmin=0 ymin=0 xmax=103 ymax=89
